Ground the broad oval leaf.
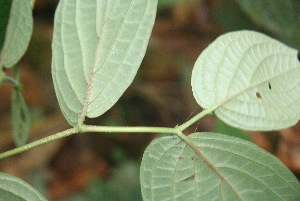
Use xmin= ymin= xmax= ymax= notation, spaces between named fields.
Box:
xmin=140 ymin=133 xmax=300 ymax=201
xmin=191 ymin=30 xmax=300 ymax=131
xmin=0 ymin=0 xmax=33 ymax=68
xmin=0 ymin=172 xmax=47 ymax=201
xmin=52 ymin=0 xmax=158 ymax=126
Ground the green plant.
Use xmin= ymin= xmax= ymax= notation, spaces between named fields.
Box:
xmin=1 ymin=0 xmax=300 ymax=200
xmin=213 ymin=0 xmax=300 ymax=49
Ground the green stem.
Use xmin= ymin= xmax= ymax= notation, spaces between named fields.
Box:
xmin=0 ymin=128 xmax=77 ymax=160
xmin=7 ymin=76 xmax=22 ymax=90
xmin=0 ymin=125 xmax=178 ymax=160
xmin=0 ymin=106 xmax=217 ymax=160
xmin=0 ymin=74 xmax=23 ymax=90
xmin=177 ymin=106 xmax=217 ymax=131
xmin=0 ymin=71 xmax=8 ymax=87
xmin=81 ymin=125 xmax=177 ymax=134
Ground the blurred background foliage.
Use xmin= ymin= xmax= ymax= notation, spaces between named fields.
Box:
xmin=0 ymin=0 xmax=300 ymax=200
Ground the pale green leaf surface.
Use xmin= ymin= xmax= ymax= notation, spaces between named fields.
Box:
xmin=191 ymin=30 xmax=300 ymax=131
xmin=140 ymin=133 xmax=300 ymax=201
xmin=0 ymin=172 xmax=47 ymax=201
xmin=52 ymin=0 xmax=157 ymax=126
xmin=0 ymin=0 xmax=33 ymax=68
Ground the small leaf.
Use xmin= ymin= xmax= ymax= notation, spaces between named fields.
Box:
xmin=191 ymin=30 xmax=300 ymax=131
xmin=0 ymin=0 xmax=33 ymax=68
xmin=140 ymin=133 xmax=300 ymax=201
xmin=11 ymin=86 xmax=31 ymax=147
xmin=52 ymin=0 xmax=158 ymax=126
xmin=0 ymin=172 xmax=47 ymax=201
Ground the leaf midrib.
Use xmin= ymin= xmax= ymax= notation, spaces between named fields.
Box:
xmin=79 ymin=0 xmax=137 ymax=124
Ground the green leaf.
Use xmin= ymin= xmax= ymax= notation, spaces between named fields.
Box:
xmin=0 ymin=172 xmax=47 ymax=201
xmin=191 ymin=30 xmax=300 ymax=131
xmin=0 ymin=0 xmax=33 ymax=68
xmin=0 ymin=0 xmax=12 ymax=52
xmin=214 ymin=119 xmax=252 ymax=141
xmin=212 ymin=0 xmax=256 ymax=31
xmin=30 ymin=0 xmax=36 ymax=8
xmin=235 ymin=0 xmax=300 ymax=49
xmin=140 ymin=132 xmax=300 ymax=201
xmin=52 ymin=0 xmax=158 ymax=126
xmin=11 ymin=85 xmax=31 ymax=147
xmin=157 ymin=0 xmax=182 ymax=9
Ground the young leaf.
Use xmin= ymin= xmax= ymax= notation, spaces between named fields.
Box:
xmin=0 ymin=0 xmax=33 ymax=68
xmin=52 ymin=0 xmax=158 ymax=126
xmin=0 ymin=172 xmax=47 ymax=201
xmin=191 ymin=30 xmax=300 ymax=131
xmin=11 ymin=87 xmax=31 ymax=147
xmin=140 ymin=133 xmax=300 ymax=201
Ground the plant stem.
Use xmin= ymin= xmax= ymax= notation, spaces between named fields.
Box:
xmin=0 ymin=125 xmax=178 ymax=160
xmin=0 ymin=70 xmax=8 ymax=87
xmin=178 ymin=106 xmax=217 ymax=131
xmin=0 ymin=128 xmax=77 ymax=160
xmin=0 ymin=67 xmax=23 ymax=89
xmin=81 ymin=125 xmax=177 ymax=134
xmin=0 ymin=106 xmax=217 ymax=160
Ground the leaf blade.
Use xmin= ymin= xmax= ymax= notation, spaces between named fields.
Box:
xmin=11 ymin=87 xmax=31 ymax=147
xmin=140 ymin=133 xmax=300 ymax=201
xmin=52 ymin=0 xmax=158 ymax=126
xmin=0 ymin=0 xmax=33 ymax=68
xmin=0 ymin=172 xmax=47 ymax=201
xmin=191 ymin=30 xmax=300 ymax=130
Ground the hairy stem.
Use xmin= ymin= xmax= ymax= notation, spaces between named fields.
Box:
xmin=81 ymin=125 xmax=177 ymax=134
xmin=0 ymin=107 xmax=216 ymax=160
xmin=0 ymin=128 xmax=77 ymax=160
xmin=0 ymin=125 xmax=178 ymax=160
xmin=177 ymin=106 xmax=217 ymax=131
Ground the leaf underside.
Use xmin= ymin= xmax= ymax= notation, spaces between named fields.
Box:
xmin=140 ymin=133 xmax=300 ymax=201
xmin=52 ymin=0 xmax=158 ymax=126
xmin=192 ymin=30 xmax=300 ymax=131
xmin=0 ymin=173 xmax=47 ymax=201
xmin=0 ymin=0 xmax=33 ymax=68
